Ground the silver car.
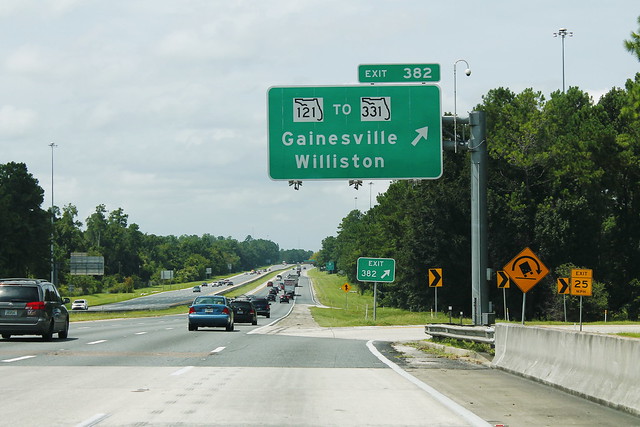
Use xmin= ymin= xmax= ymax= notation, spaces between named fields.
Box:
xmin=0 ymin=278 xmax=70 ymax=340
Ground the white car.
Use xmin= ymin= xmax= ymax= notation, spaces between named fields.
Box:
xmin=71 ymin=299 xmax=88 ymax=310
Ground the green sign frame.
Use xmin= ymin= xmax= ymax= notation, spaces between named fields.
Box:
xmin=358 ymin=64 xmax=441 ymax=83
xmin=357 ymin=257 xmax=396 ymax=283
xmin=267 ymin=85 xmax=442 ymax=180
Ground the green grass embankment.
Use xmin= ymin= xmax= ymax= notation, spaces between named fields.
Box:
xmin=307 ymin=269 xmax=452 ymax=327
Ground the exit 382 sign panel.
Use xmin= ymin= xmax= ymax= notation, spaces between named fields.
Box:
xmin=267 ymin=85 xmax=442 ymax=181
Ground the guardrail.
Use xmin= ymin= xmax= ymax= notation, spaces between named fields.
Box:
xmin=425 ymin=324 xmax=495 ymax=345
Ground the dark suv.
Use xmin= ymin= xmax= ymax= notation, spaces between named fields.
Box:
xmin=0 ymin=278 xmax=70 ymax=340
xmin=252 ymin=297 xmax=271 ymax=318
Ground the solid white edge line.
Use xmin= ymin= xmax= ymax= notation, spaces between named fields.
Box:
xmin=366 ymin=340 xmax=491 ymax=427
xmin=171 ymin=366 xmax=194 ymax=376
xmin=75 ymin=412 xmax=110 ymax=427
xmin=2 ymin=355 xmax=37 ymax=363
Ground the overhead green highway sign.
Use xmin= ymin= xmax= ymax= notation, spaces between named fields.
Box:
xmin=357 ymin=257 xmax=396 ymax=283
xmin=267 ymin=85 xmax=442 ymax=180
xmin=358 ymin=63 xmax=441 ymax=83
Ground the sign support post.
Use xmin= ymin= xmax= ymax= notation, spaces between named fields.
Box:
xmin=373 ymin=282 xmax=378 ymax=321
xmin=578 ymin=294 xmax=583 ymax=330
xmin=469 ymin=112 xmax=488 ymax=325
xmin=503 ymin=288 xmax=508 ymax=321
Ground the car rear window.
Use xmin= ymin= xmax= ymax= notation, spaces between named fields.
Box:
xmin=0 ymin=285 xmax=40 ymax=302
xmin=230 ymin=301 xmax=252 ymax=308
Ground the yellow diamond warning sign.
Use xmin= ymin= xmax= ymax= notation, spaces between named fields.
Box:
xmin=503 ymin=247 xmax=550 ymax=293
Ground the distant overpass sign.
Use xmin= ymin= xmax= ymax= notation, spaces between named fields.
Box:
xmin=267 ymin=85 xmax=442 ymax=180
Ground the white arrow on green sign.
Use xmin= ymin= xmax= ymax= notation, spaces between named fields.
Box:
xmin=357 ymin=257 xmax=396 ymax=283
xmin=267 ymin=85 xmax=442 ymax=180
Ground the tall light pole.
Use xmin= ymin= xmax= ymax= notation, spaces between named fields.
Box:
xmin=368 ymin=181 xmax=373 ymax=209
xmin=49 ymin=142 xmax=57 ymax=284
xmin=553 ymin=28 xmax=573 ymax=93
xmin=453 ymin=59 xmax=471 ymax=153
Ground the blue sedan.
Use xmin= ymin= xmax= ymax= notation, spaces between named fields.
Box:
xmin=188 ymin=296 xmax=234 ymax=331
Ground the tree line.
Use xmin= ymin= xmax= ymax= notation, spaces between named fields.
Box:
xmin=316 ymin=21 xmax=640 ymax=321
xmin=0 ymin=162 xmax=312 ymax=295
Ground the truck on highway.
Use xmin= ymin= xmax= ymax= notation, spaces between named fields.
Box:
xmin=283 ymin=274 xmax=298 ymax=299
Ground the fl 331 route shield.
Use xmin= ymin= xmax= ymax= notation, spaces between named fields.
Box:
xmin=267 ymin=85 xmax=442 ymax=181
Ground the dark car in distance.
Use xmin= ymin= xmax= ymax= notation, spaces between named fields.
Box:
xmin=251 ymin=297 xmax=271 ymax=318
xmin=0 ymin=278 xmax=70 ymax=340
xmin=229 ymin=300 xmax=258 ymax=325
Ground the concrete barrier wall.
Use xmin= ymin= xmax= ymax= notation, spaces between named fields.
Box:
xmin=492 ymin=324 xmax=640 ymax=416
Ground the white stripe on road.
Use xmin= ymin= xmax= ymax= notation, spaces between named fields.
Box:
xmin=171 ymin=366 xmax=194 ymax=376
xmin=75 ymin=412 xmax=110 ymax=427
xmin=87 ymin=340 xmax=107 ymax=345
xmin=366 ymin=340 xmax=490 ymax=427
xmin=135 ymin=331 xmax=147 ymax=335
xmin=210 ymin=346 xmax=226 ymax=354
xmin=2 ymin=355 xmax=36 ymax=363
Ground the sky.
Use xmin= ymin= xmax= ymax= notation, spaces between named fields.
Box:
xmin=1 ymin=0 xmax=638 ymax=252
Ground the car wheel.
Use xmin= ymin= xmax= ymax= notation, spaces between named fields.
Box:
xmin=188 ymin=324 xmax=197 ymax=331
xmin=266 ymin=314 xmax=270 ymax=318
xmin=252 ymin=318 xmax=258 ymax=325
xmin=42 ymin=321 xmax=54 ymax=341
xmin=1 ymin=334 xmax=11 ymax=339
xmin=226 ymin=322 xmax=234 ymax=331
xmin=58 ymin=320 xmax=69 ymax=339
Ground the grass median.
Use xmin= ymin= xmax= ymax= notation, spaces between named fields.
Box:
xmin=67 ymin=266 xmax=292 ymax=322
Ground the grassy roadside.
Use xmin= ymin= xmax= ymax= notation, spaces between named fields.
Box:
xmin=67 ymin=266 xmax=291 ymax=322
xmin=306 ymin=269 xmax=640 ymax=335
xmin=307 ymin=269 xmax=452 ymax=327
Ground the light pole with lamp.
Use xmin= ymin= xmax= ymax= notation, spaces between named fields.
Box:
xmin=49 ymin=142 xmax=57 ymax=285
xmin=553 ymin=28 xmax=573 ymax=93
xmin=453 ymin=60 xmax=471 ymax=153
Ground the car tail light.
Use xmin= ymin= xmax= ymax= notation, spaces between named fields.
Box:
xmin=222 ymin=307 xmax=230 ymax=315
xmin=250 ymin=309 xmax=255 ymax=314
xmin=25 ymin=301 xmax=45 ymax=310
xmin=189 ymin=307 xmax=195 ymax=314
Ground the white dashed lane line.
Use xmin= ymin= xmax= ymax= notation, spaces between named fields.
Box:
xmin=2 ymin=355 xmax=37 ymax=363
xmin=210 ymin=346 xmax=226 ymax=354
xmin=171 ymin=366 xmax=194 ymax=376
xmin=87 ymin=340 xmax=107 ymax=345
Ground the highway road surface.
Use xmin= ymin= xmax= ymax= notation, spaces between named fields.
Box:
xmin=1 ymin=268 xmax=638 ymax=426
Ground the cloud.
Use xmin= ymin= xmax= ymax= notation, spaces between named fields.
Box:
xmin=4 ymin=45 xmax=48 ymax=75
xmin=0 ymin=105 xmax=38 ymax=136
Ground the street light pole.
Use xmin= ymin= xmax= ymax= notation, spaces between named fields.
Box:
xmin=553 ymin=28 xmax=573 ymax=92
xmin=49 ymin=142 xmax=57 ymax=284
xmin=453 ymin=60 xmax=471 ymax=153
